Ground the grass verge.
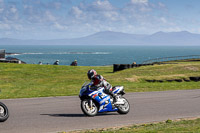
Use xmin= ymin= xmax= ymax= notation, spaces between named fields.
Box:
xmin=0 ymin=61 xmax=200 ymax=99
xmin=66 ymin=118 xmax=200 ymax=133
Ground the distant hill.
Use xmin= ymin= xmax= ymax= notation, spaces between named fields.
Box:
xmin=144 ymin=31 xmax=200 ymax=45
xmin=1 ymin=31 xmax=200 ymax=46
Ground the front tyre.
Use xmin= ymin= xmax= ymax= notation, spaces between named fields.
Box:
xmin=0 ymin=102 xmax=9 ymax=122
xmin=81 ymin=99 xmax=98 ymax=116
xmin=117 ymin=97 xmax=130 ymax=114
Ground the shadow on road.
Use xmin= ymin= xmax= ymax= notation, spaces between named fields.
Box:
xmin=41 ymin=112 xmax=118 ymax=117
xmin=41 ymin=113 xmax=85 ymax=117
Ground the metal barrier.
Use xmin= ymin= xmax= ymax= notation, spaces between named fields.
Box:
xmin=114 ymin=55 xmax=200 ymax=72
xmin=113 ymin=63 xmax=153 ymax=72
xmin=142 ymin=55 xmax=200 ymax=64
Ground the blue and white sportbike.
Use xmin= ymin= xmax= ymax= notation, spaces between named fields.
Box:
xmin=79 ymin=82 xmax=130 ymax=116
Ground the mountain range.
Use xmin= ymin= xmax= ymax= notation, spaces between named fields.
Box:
xmin=1 ymin=31 xmax=200 ymax=46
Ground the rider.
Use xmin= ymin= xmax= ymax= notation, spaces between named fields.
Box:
xmin=87 ymin=69 xmax=118 ymax=103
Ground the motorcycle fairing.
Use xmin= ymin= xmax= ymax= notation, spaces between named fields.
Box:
xmin=88 ymin=87 xmax=118 ymax=112
xmin=113 ymin=86 xmax=124 ymax=94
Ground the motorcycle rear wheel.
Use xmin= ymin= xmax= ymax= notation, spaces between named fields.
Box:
xmin=117 ymin=97 xmax=130 ymax=114
xmin=81 ymin=99 xmax=98 ymax=116
xmin=0 ymin=102 xmax=9 ymax=122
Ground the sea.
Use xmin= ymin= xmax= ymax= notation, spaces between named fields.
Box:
xmin=1 ymin=45 xmax=200 ymax=66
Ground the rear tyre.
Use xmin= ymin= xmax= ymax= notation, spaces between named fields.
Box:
xmin=0 ymin=102 xmax=9 ymax=122
xmin=81 ymin=99 xmax=98 ymax=117
xmin=117 ymin=97 xmax=130 ymax=114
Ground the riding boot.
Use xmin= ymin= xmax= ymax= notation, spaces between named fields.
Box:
xmin=109 ymin=92 xmax=117 ymax=109
xmin=110 ymin=92 xmax=117 ymax=103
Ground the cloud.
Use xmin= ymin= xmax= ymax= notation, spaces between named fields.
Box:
xmin=69 ymin=0 xmax=120 ymax=24
xmin=0 ymin=0 xmax=197 ymax=39
xmin=0 ymin=8 xmax=3 ymax=13
xmin=158 ymin=2 xmax=166 ymax=8
xmin=0 ymin=0 xmax=171 ymax=39
xmin=131 ymin=0 xmax=148 ymax=5
xmin=89 ymin=0 xmax=115 ymax=11
xmin=70 ymin=6 xmax=83 ymax=19
xmin=53 ymin=22 xmax=68 ymax=31
xmin=45 ymin=11 xmax=57 ymax=21
xmin=10 ymin=5 xmax=17 ymax=13
xmin=0 ymin=22 xmax=10 ymax=30
xmin=0 ymin=0 xmax=170 ymax=39
xmin=160 ymin=17 xmax=167 ymax=23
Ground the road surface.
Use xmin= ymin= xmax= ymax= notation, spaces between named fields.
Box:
xmin=0 ymin=89 xmax=200 ymax=133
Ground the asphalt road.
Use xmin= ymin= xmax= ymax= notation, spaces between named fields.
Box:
xmin=1 ymin=89 xmax=200 ymax=133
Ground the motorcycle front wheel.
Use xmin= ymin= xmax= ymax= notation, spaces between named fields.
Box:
xmin=0 ymin=102 xmax=9 ymax=122
xmin=117 ymin=97 xmax=130 ymax=114
xmin=81 ymin=99 xmax=98 ymax=116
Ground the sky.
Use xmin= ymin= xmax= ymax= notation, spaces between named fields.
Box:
xmin=0 ymin=0 xmax=200 ymax=40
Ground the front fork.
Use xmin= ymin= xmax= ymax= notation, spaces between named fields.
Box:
xmin=88 ymin=99 xmax=93 ymax=108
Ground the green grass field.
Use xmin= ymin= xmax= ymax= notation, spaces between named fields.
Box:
xmin=67 ymin=118 xmax=200 ymax=133
xmin=0 ymin=61 xmax=200 ymax=99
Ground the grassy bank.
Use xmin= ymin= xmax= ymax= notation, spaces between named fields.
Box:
xmin=67 ymin=118 xmax=200 ymax=133
xmin=0 ymin=61 xmax=200 ymax=99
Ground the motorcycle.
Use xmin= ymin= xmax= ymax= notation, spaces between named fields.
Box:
xmin=79 ymin=82 xmax=130 ymax=116
xmin=0 ymin=101 xmax=9 ymax=122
